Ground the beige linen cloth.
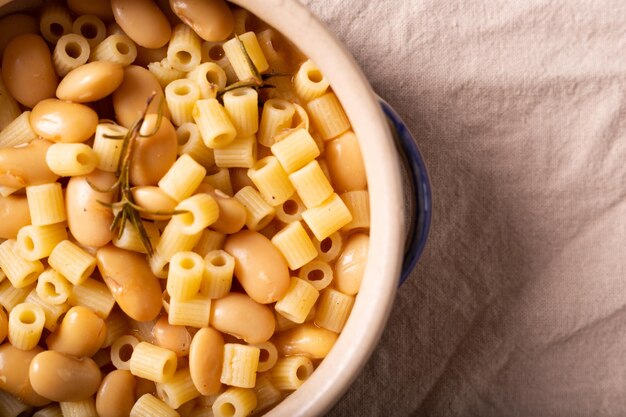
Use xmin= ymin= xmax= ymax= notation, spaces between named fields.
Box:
xmin=299 ymin=0 xmax=626 ymax=416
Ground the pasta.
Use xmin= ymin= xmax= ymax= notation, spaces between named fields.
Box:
xmin=90 ymin=33 xmax=138 ymax=66
xmin=130 ymin=342 xmax=178 ymax=383
xmin=68 ymin=277 xmax=116 ymax=319
xmin=293 ymin=59 xmax=330 ymax=102
xmin=247 ymin=156 xmax=295 ymax=207
xmin=148 ymin=58 xmax=186 ymax=88
xmin=72 ymin=14 xmax=106 ymax=48
xmin=212 ymin=387 xmax=257 ymax=417
xmin=48 ymin=240 xmax=96 ymax=285
xmin=45 ymin=143 xmax=98 ymax=176
xmin=0 ymin=111 xmax=37 ymax=148
xmin=0 ymin=390 xmax=32 ymax=417
xmin=17 ymin=223 xmax=68 ymax=261
xmin=289 ymin=160 xmax=334 ymax=209
xmin=8 ymin=302 xmax=45 ymax=350
xmin=192 ymin=98 xmax=237 ymax=149
xmin=167 ymin=251 xmax=204 ymax=301
xmin=307 ymin=92 xmax=351 ymax=140
xmin=36 ymin=268 xmax=72 ymax=305
xmin=165 ymin=79 xmax=201 ymax=127
xmin=155 ymin=368 xmax=201 ymax=409
xmin=275 ymin=277 xmax=319 ymax=324
xmin=234 ymin=186 xmax=276 ymax=231
xmin=130 ymin=394 xmax=178 ymax=417
xmin=315 ymin=288 xmax=355 ymax=333
xmin=177 ymin=123 xmax=216 ymax=168
xmin=220 ymin=344 xmax=260 ymax=388
xmin=0 ymin=2 xmax=372 ymax=414
xmin=301 ymin=193 xmax=353 ymax=240
xmin=223 ymin=87 xmax=259 ymax=138
xmin=0 ymin=239 xmax=44 ymax=288
xmin=223 ymin=32 xmax=269 ymax=81
xmin=59 ymin=398 xmax=98 ymax=417
xmin=201 ymin=250 xmax=235 ymax=299
xmin=26 ymin=183 xmax=67 ymax=226
xmin=158 ymin=154 xmax=207 ymax=202
xmin=271 ymin=221 xmax=317 ymax=270
xmin=258 ymin=99 xmax=295 ymax=147
xmin=270 ymin=356 xmax=314 ymax=391
xmin=186 ymin=62 xmax=227 ymax=99
xmin=168 ymin=24 xmax=202 ymax=72
xmin=40 ymin=1 xmax=72 ymax=44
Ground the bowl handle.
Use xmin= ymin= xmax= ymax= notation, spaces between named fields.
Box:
xmin=378 ymin=98 xmax=432 ymax=285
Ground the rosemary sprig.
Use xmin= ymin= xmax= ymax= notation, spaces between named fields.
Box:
xmin=91 ymin=94 xmax=163 ymax=256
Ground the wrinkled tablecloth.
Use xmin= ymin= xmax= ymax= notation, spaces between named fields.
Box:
xmin=298 ymin=1 xmax=626 ymax=416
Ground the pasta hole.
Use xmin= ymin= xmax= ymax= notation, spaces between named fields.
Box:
xmin=116 ymin=42 xmax=130 ymax=55
xmin=176 ymin=50 xmax=192 ymax=65
xmin=218 ymin=403 xmax=236 ymax=417
xmin=307 ymin=69 xmax=323 ymax=83
xmin=211 ymin=256 xmax=226 ymax=267
xmin=180 ymin=257 xmax=196 ymax=269
xmin=232 ymin=88 xmax=250 ymax=97
xmin=259 ymin=348 xmax=269 ymax=362
xmin=65 ymin=42 xmax=82 ymax=59
xmin=320 ymin=238 xmax=332 ymax=253
xmin=18 ymin=310 xmax=37 ymax=325
xmin=76 ymin=152 xmax=90 ymax=165
xmin=44 ymin=282 xmax=59 ymax=297
xmin=179 ymin=212 xmax=195 ymax=227
xmin=271 ymin=102 xmax=287 ymax=111
xmin=163 ymin=358 xmax=176 ymax=377
xmin=296 ymin=365 xmax=309 ymax=381
xmin=205 ymin=71 xmax=220 ymax=85
xmin=178 ymin=130 xmax=191 ymax=146
xmin=22 ymin=236 xmax=35 ymax=252
xmin=80 ymin=23 xmax=98 ymax=39
xmin=209 ymin=45 xmax=225 ymax=61
xmin=119 ymin=344 xmax=134 ymax=362
xmin=50 ymin=23 xmax=64 ymax=37
xmin=174 ymin=85 xmax=191 ymax=96
xmin=283 ymin=200 xmax=298 ymax=215
xmin=307 ymin=269 xmax=324 ymax=282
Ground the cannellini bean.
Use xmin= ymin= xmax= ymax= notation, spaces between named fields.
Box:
xmin=210 ymin=292 xmax=275 ymax=344
xmin=30 ymin=99 xmax=98 ymax=143
xmin=0 ymin=343 xmax=50 ymax=406
xmin=111 ymin=0 xmax=171 ymax=48
xmin=113 ymin=65 xmax=170 ymax=128
xmin=189 ymin=327 xmax=224 ymax=395
xmin=169 ymin=0 xmax=234 ymax=41
xmin=135 ymin=377 xmax=156 ymax=398
xmin=56 ymin=61 xmax=124 ymax=103
xmin=96 ymin=245 xmax=163 ymax=322
xmin=274 ymin=323 xmax=338 ymax=359
xmin=67 ymin=0 xmax=114 ymax=20
xmin=130 ymin=115 xmax=178 ymax=186
xmin=224 ymin=230 xmax=290 ymax=303
xmin=66 ymin=170 xmax=117 ymax=248
xmin=46 ymin=306 xmax=107 ymax=358
xmin=2 ymin=34 xmax=58 ymax=108
xmin=325 ymin=131 xmax=367 ymax=192
xmin=151 ymin=315 xmax=191 ymax=357
xmin=0 ymin=139 xmax=58 ymax=189
xmin=334 ymin=233 xmax=369 ymax=295
xmin=0 ymin=195 xmax=31 ymax=239
xmin=196 ymin=183 xmax=246 ymax=234
xmin=0 ymin=13 xmax=38 ymax=57
xmin=96 ymin=370 xmax=136 ymax=417
xmin=131 ymin=186 xmax=178 ymax=220
xmin=29 ymin=350 xmax=102 ymax=402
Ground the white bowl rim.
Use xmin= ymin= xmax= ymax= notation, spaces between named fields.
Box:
xmin=229 ymin=1 xmax=406 ymax=416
